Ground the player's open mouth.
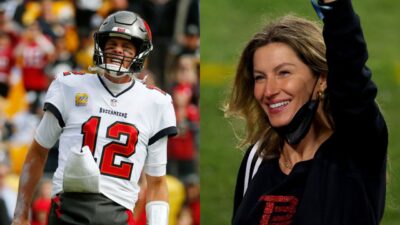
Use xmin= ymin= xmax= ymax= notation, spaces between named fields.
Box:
xmin=111 ymin=58 xmax=123 ymax=64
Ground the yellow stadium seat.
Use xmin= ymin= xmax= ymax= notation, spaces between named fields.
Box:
xmin=9 ymin=144 xmax=29 ymax=175
xmin=4 ymin=79 xmax=27 ymax=119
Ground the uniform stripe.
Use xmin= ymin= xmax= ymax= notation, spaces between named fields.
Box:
xmin=148 ymin=126 xmax=178 ymax=145
xmin=97 ymin=75 xmax=135 ymax=98
xmin=44 ymin=103 xmax=65 ymax=127
xmin=125 ymin=209 xmax=135 ymax=225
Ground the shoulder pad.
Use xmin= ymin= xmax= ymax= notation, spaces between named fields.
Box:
xmin=145 ymin=85 xmax=167 ymax=96
xmin=63 ymin=71 xmax=86 ymax=76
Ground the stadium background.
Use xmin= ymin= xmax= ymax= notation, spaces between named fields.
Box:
xmin=0 ymin=0 xmax=199 ymax=225
xmin=201 ymin=0 xmax=400 ymax=224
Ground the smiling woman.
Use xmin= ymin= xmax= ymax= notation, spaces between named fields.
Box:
xmin=225 ymin=15 xmax=331 ymax=162
xmin=224 ymin=0 xmax=388 ymax=224
xmin=252 ymin=43 xmax=325 ymax=129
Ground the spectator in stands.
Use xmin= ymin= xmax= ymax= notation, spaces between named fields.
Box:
xmin=9 ymin=93 xmax=42 ymax=146
xmin=74 ymin=0 xmax=102 ymax=35
xmin=168 ymin=79 xmax=199 ymax=179
xmin=0 ymin=5 xmax=19 ymax=47
xmin=14 ymin=21 xmax=55 ymax=106
xmin=133 ymin=0 xmax=199 ymax=89
xmin=0 ymin=117 xmax=13 ymax=151
xmin=75 ymin=29 xmax=95 ymax=72
xmin=31 ymin=178 xmax=52 ymax=225
xmin=169 ymin=54 xmax=198 ymax=102
xmin=49 ymin=36 xmax=77 ymax=78
xmin=167 ymin=55 xmax=199 ymax=180
xmin=0 ymin=197 xmax=9 ymax=225
xmin=31 ymin=198 xmax=51 ymax=225
xmin=184 ymin=175 xmax=199 ymax=225
xmin=0 ymin=31 xmax=15 ymax=98
xmin=36 ymin=0 xmax=57 ymax=41
xmin=0 ymin=160 xmax=17 ymax=221
xmin=170 ymin=24 xmax=199 ymax=59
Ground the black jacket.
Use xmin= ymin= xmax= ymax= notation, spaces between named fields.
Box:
xmin=232 ymin=1 xmax=388 ymax=225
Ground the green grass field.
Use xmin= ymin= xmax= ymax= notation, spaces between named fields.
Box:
xmin=200 ymin=0 xmax=400 ymax=224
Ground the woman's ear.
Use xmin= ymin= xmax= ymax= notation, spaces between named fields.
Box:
xmin=319 ymin=73 xmax=327 ymax=90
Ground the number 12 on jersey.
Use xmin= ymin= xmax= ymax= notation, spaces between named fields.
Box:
xmin=81 ymin=116 xmax=139 ymax=180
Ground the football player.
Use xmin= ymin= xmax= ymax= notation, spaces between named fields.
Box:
xmin=12 ymin=11 xmax=177 ymax=225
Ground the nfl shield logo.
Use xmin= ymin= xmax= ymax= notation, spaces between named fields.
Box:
xmin=111 ymin=99 xmax=118 ymax=107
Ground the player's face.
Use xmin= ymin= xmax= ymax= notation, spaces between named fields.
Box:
xmin=0 ymin=35 xmax=10 ymax=48
xmin=25 ymin=23 xmax=41 ymax=41
xmin=253 ymin=42 xmax=319 ymax=128
xmin=104 ymin=37 xmax=137 ymax=69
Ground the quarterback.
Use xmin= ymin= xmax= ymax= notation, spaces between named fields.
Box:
xmin=12 ymin=11 xmax=177 ymax=225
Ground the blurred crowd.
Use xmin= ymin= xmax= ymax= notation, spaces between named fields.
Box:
xmin=0 ymin=0 xmax=199 ymax=225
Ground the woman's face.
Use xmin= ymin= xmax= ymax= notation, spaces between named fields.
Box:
xmin=253 ymin=42 xmax=321 ymax=128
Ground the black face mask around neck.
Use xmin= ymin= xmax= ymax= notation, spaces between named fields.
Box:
xmin=273 ymin=76 xmax=321 ymax=145
xmin=274 ymin=99 xmax=320 ymax=145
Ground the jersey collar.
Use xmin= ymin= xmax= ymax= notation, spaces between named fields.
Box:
xmin=97 ymin=75 xmax=135 ymax=98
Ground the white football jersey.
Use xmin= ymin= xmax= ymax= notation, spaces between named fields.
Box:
xmin=44 ymin=72 xmax=177 ymax=210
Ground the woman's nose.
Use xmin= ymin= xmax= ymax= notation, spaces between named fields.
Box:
xmin=264 ymin=78 xmax=279 ymax=97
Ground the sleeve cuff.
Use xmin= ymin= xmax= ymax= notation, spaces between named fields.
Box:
xmin=34 ymin=136 xmax=51 ymax=150
xmin=144 ymin=165 xmax=166 ymax=177
xmin=318 ymin=0 xmax=357 ymax=25
xmin=44 ymin=102 xmax=65 ymax=127
xmin=148 ymin=126 xmax=178 ymax=145
xmin=311 ymin=0 xmax=333 ymax=19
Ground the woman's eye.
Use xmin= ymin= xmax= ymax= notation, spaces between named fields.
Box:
xmin=254 ymin=75 xmax=265 ymax=81
xmin=279 ymin=70 xmax=290 ymax=76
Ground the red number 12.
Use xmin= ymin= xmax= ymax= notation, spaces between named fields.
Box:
xmin=81 ymin=116 xmax=138 ymax=180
